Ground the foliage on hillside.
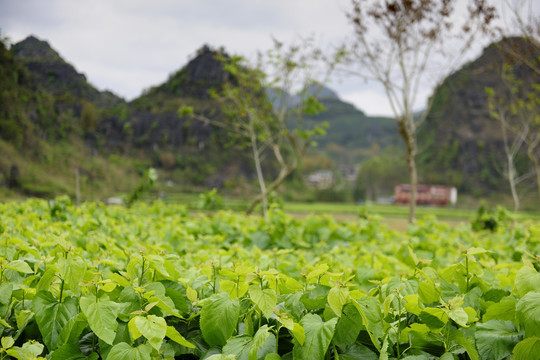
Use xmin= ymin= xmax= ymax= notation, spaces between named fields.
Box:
xmin=0 ymin=36 xmax=143 ymax=199
xmin=304 ymin=97 xmax=399 ymax=161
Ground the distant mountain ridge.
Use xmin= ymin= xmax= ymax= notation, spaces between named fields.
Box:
xmin=12 ymin=36 xmax=123 ymax=108
xmin=2 ymin=34 xmax=538 ymax=200
xmin=418 ymin=37 xmax=540 ymax=194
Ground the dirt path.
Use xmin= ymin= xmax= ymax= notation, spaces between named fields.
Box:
xmin=286 ymin=211 xmax=467 ymax=232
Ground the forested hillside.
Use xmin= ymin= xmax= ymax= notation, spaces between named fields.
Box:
xmin=1 ymin=35 xmax=539 ymax=205
xmin=418 ymin=37 xmax=540 ymax=197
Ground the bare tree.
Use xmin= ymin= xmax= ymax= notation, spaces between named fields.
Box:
xmin=499 ymin=0 xmax=540 ymax=75
xmin=488 ymin=1 xmax=540 ymax=206
xmin=486 ymin=63 xmax=540 ymax=209
xmin=184 ymin=40 xmax=341 ymax=216
xmin=345 ymin=0 xmax=496 ymax=222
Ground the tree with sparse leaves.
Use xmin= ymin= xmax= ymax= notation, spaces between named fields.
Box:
xmin=486 ymin=62 xmax=540 ymax=211
xmin=345 ymin=0 xmax=497 ymax=222
xmin=182 ymin=40 xmax=342 ymax=216
xmin=491 ymin=0 xmax=540 ymax=205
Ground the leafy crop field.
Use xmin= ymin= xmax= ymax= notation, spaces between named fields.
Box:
xmin=0 ymin=198 xmax=539 ymax=360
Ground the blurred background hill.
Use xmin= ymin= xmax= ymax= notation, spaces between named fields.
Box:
xmin=1 ymin=35 xmax=539 ymax=209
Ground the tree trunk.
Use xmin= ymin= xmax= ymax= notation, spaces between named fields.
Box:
xmin=498 ymin=110 xmax=520 ymax=212
xmin=250 ymin=123 xmax=268 ymax=217
xmin=407 ymin=150 xmax=418 ymax=223
xmin=246 ymin=165 xmax=294 ymax=215
xmin=397 ymin=118 xmax=417 ymax=223
xmin=507 ymin=155 xmax=520 ymax=212
xmin=527 ymin=144 xmax=540 ymax=203
xmin=75 ymin=167 xmax=80 ymax=206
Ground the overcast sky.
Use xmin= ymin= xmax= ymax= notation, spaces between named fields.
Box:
xmin=0 ymin=0 xmax=535 ymax=116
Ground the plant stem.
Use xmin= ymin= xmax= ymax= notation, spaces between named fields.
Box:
xmin=465 ymin=255 xmax=470 ymax=293
xmin=396 ymin=294 xmax=402 ymax=357
xmin=58 ymin=276 xmax=65 ymax=303
xmin=140 ymin=257 xmax=146 ymax=286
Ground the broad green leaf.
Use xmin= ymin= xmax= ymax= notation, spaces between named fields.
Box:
xmin=399 ymin=323 xmax=431 ymax=343
xmin=57 ymin=256 xmax=87 ymax=292
xmin=116 ymin=286 xmax=139 ymax=322
xmin=276 ymin=312 xmax=305 ymax=345
xmin=222 ymin=330 xmax=275 ymax=360
xmin=292 ymin=314 xmax=337 ymax=360
xmin=306 ymin=264 xmax=329 ymax=283
xmin=381 ymin=293 xmax=393 ymax=317
xmin=106 ymin=342 xmax=152 ymax=360
xmin=133 ymin=315 xmax=167 ymax=350
xmin=327 ymin=285 xmax=349 ymax=317
xmin=223 ymin=335 xmax=252 ymax=360
xmin=483 ymin=298 xmax=517 ymax=322
xmin=15 ymin=310 xmax=33 ymax=331
xmin=449 ymin=308 xmax=469 ymax=327
xmin=475 ymin=320 xmax=522 ymax=360
xmin=0 ymin=317 xmax=11 ymax=328
xmin=513 ymin=336 xmax=540 ymax=360
xmin=464 ymin=307 xmax=477 ymax=323
xmin=483 ymin=289 xmax=510 ymax=303
xmin=514 ymin=266 xmax=540 ymax=297
xmin=284 ymin=277 xmax=303 ymax=292
xmin=248 ymin=285 xmax=276 ymax=318
xmin=301 ymin=285 xmax=330 ymax=311
xmin=78 ymin=332 xmax=101 ymax=359
xmin=264 ymin=354 xmax=281 ymax=360
xmin=186 ymin=286 xmax=198 ymax=303
xmin=36 ymin=268 xmax=56 ymax=292
xmin=163 ymin=283 xmax=190 ymax=315
xmin=50 ymin=343 xmax=99 ymax=360
xmin=338 ymin=343 xmax=378 ymax=360
xmin=466 ymin=247 xmax=488 ymax=256
xmin=32 ymin=291 xmax=78 ymax=350
xmin=418 ymin=281 xmax=440 ymax=304
xmin=439 ymin=353 xmax=457 ymax=360
xmin=221 ymin=279 xmax=249 ymax=299
xmin=1 ymin=336 xmax=14 ymax=349
xmin=419 ymin=308 xmax=448 ymax=330
xmin=56 ymin=312 xmax=88 ymax=348
xmin=0 ymin=283 xmax=12 ymax=305
xmin=6 ymin=341 xmax=44 ymax=360
xmin=166 ymin=325 xmax=196 ymax=348
xmin=516 ymin=291 xmax=540 ymax=337
xmin=6 ymin=260 xmax=33 ymax=274
xmin=144 ymin=282 xmax=182 ymax=318
xmin=206 ymin=354 xmax=239 ymax=360
xmin=379 ymin=334 xmax=389 ymax=360
xmin=334 ymin=304 xmax=362 ymax=347
xmin=403 ymin=294 xmax=423 ymax=316
xmin=350 ymin=297 xmax=384 ymax=350
xmin=128 ymin=317 xmax=142 ymax=340
xmin=400 ymin=353 xmax=430 ymax=359
xmin=249 ymin=325 xmax=275 ymax=360
xmin=79 ymin=296 xmax=120 ymax=345
xmin=200 ymin=292 xmax=240 ymax=347
xmin=108 ymin=273 xmax=130 ymax=288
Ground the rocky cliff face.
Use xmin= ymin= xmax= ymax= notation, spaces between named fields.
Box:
xmin=12 ymin=36 xmax=123 ymax=108
xmin=418 ymin=37 xmax=540 ymax=194
xmin=5 ymin=34 xmax=538 ymax=196
xmin=138 ymin=45 xmax=231 ymax=102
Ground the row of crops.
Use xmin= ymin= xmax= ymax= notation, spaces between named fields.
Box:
xmin=0 ymin=197 xmax=539 ymax=359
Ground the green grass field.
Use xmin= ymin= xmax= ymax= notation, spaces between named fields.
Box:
xmin=148 ymin=191 xmax=540 ymax=227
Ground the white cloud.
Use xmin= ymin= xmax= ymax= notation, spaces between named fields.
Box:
xmin=340 ymin=90 xmax=393 ymax=118
xmin=1 ymin=0 xmax=537 ymax=114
